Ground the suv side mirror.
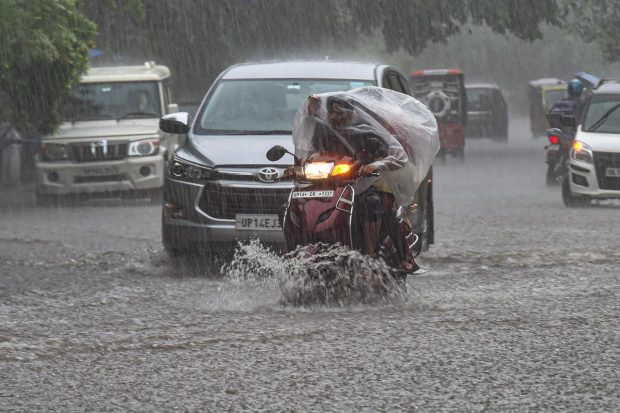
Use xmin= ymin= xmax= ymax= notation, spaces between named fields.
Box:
xmin=160 ymin=112 xmax=189 ymax=134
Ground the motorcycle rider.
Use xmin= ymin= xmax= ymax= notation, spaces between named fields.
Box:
xmin=312 ymin=95 xmax=421 ymax=273
xmin=548 ymin=78 xmax=584 ymax=123
xmin=545 ymin=79 xmax=584 ymax=184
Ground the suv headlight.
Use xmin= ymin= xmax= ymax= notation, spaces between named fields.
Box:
xmin=571 ymin=141 xmax=593 ymax=164
xmin=128 ymin=138 xmax=160 ymax=157
xmin=41 ymin=143 xmax=69 ymax=161
xmin=169 ymin=158 xmax=215 ymax=181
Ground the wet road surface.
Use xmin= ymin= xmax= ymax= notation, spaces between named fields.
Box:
xmin=1 ymin=119 xmax=618 ymax=411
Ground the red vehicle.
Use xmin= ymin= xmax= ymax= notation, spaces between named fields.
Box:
xmin=410 ymin=69 xmax=467 ymax=160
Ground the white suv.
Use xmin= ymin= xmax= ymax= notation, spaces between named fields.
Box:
xmin=564 ymin=81 xmax=620 ymax=206
xmin=35 ymin=62 xmax=179 ymax=204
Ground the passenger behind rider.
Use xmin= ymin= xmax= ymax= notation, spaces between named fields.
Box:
xmin=312 ymin=96 xmax=420 ymax=273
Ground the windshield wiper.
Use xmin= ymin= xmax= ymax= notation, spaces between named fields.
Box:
xmin=588 ymin=102 xmax=620 ymax=132
xmin=117 ymin=111 xmax=159 ymax=120
xmin=203 ymin=129 xmax=291 ymax=135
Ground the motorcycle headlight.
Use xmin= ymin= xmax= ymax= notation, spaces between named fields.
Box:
xmin=128 ymin=138 xmax=160 ymax=157
xmin=41 ymin=143 xmax=69 ymax=161
xmin=169 ymin=158 xmax=215 ymax=181
xmin=571 ymin=141 xmax=593 ymax=164
xmin=304 ymin=162 xmax=334 ymax=179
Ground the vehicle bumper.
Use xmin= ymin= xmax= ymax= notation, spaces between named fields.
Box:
xmin=568 ymin=161 xmax=620 ymax=198
xmin=35 ymin=155 xmax=164 ymax=195
xmin=162 ymin=177 xmax=289 ymax=246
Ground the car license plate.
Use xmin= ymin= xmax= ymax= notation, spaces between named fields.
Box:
xmin=82 ymin=165 xmax=119 ymax=176
xmin=291 ymin=190 xmax=335 ymax=199
xmin=235 ymin=214 xmax=281 ymax=231
xmin=605 ymin=167 xmax=620 ymax=177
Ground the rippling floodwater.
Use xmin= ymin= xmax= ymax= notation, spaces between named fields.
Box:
xmin=1 ymin=120 xmax=619 ymax=411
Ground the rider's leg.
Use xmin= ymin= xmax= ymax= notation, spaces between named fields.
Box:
xmin=358 ymin=188 xmax=383 ymax=256
xmin=379 ymin=192 xmax=419 ymax=271
xmin=363 ymin=220 xmax=382 ymax=256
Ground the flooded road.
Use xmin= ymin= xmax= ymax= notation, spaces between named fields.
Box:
xmin=1 ymin=119 xmax=618 ymax=411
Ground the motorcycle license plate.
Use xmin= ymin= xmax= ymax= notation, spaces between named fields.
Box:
xmin=235 ymin=214 xmax=281 ymax=231
xmin=605 ymin=167 xmax=620 ymax=177
xmin=291 ymin=190 xmax=335 ymax=199
xmin=546 ymin=144 xmax=560 ymax=151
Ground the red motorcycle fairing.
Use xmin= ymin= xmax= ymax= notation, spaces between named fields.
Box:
xmin=284 ymin=184 xmax=356 ymax=251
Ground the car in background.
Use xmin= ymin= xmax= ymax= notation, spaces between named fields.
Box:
xmin=563 ymin=80 xmax=620 ymax=206
xmin=410 ymin=69 xmax=467 ymax=160
xmin=159 ymin=61 xmax=434 ymax=257
xmin=465 ymin=83 xmax=508 ymax=141
xmin=528 ymin=78 xmax=566 ymax=138
xmin=35 ymin=62 xmax=179 ymax=204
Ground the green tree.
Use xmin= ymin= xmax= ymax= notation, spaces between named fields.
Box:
xmin=82 ymin=0 xmax=562 ymax=103
xmin=564 ymin=1 xmax=620 ymax=62
xmin=0 ymin=0 xmax=96 ymax=135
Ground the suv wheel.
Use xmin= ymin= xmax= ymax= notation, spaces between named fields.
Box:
xmin=562 ymin=178 xmax=590 ymax=207
xmin=162 ymin=212 xmax=189 ymax=257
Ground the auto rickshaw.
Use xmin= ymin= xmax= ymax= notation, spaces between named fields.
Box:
xmin=528 ymin=78 xmax=566 ymax=138
xmin=410 ymin=69 xmax=467 ymax=160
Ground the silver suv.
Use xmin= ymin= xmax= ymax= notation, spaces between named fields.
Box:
xmin=159 ymin=61 xmax=434 ymax=256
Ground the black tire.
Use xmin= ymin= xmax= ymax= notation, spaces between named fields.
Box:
xmin=494 ymin=130 xmax=508 ymax=142
xmin=438 ymin=149 xmax=447 ymax=163
xmin=562 ymin=177 xmax=590 ymax=207
xmin=455 ymin=147 xmax=465 ymax=161
xmin=426 ymin=170 xmax=435 ymax=247
xmin=546 ymin=166 xmax=558 ymax=186
xmin=161 ymin=213 xmax=191 ymax=258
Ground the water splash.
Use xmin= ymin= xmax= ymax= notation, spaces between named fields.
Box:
xmin=223 ymin=239 xmax=408 ymax=307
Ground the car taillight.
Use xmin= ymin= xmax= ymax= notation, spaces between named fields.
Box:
xmin=548 ymin=135 xmax=560 ymax=145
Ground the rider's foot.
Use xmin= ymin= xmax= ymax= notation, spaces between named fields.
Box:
xmin=401 ymin=259 xmax=423 ymax=274
xmin=401 ymin=259 xmax=417 ymax=270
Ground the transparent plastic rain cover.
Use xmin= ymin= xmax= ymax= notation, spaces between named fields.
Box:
xmin=292 ymin=86 xmax=439 ymax=208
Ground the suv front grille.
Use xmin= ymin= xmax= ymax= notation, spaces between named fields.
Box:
xmin=71 ymin=141 xmax=128 ymax=163
xmin=199 ymin=183 xmax=291 ymax=219
xmin=593 ymin=151 xmax=620 ymax=190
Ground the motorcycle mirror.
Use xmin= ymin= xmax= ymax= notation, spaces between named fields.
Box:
xmin=266 ymin=145 xmax=288 ymax=162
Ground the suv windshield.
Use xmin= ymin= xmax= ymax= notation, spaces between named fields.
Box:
xmin=583 ymin=94 xmax=620 ymax=133
xmin=62 ymin=81 xmax=161 ymax=121
xmin=195 ymin=79 xmax=374 ymax=134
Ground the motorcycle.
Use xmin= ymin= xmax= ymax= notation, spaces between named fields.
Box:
xmin=266 ymin=145 xmax=419 ymax=283
xmin=544 ymin=114 xmax=576 ymax=186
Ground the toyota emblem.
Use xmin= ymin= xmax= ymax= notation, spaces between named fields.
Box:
xmin=258 ymin=167 xmax=279 ymax=182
